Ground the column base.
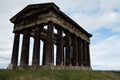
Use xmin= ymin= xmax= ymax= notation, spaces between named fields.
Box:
xmin=7 ymin=63 xmax=19 ymax=70
xmin=7 ymin=63 xmax=14 ymax=70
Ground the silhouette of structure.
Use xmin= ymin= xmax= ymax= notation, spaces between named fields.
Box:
xmin=10 ymin=3 xmax=92 ymax=69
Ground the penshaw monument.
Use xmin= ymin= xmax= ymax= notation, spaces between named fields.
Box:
xmin=9 ymin=3 xmax=92 ymax=70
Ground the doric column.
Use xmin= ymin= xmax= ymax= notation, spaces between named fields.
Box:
xmin=32 ymin=27 xmax=41 ymax=67
xmin=63 ymin=46 xmax=65 ymax=65
xmin=82 ymin=40 xmax=85 ymax=66
xmin=20 ymin=30 xmax=30 ymax=68
xmin=65 ymin=31 xmax=72 ymax=66
xmin=82 ymin=40 xmax=87 ymax=67
xmin=85 ymin=41 xmax=88 ymax=67
xmin=11 ymin=33 xmax=20 ymax=68
xmin=86 ymin=42 xmax=91 ymax=67
xmin=45 ymin=21 xmax=54 ymax=66
xmin=56 ymin=27 xmax=63 ymax=66
xmin=71 ymin=35 xmax=78 ymax=66
xmin=77 ymin=37 xmax=83 ymax=66
xmin=42 ymin=40 xmax=47 ymax=65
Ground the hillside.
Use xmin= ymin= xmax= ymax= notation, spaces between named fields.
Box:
xmin=0 ymin=69 xmax=120 ymax=80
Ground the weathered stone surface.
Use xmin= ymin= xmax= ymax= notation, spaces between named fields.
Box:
xmin=56 ymin=27 xmax=63 ymax=65
xmin=32 ymin=27 xmax=41 ymax=67
xmin=65 ymin=31 xmax=72 ymax=66
xmin=7 ymin=63 xmax=14 ymax=70
xmin=11 ymin=33 xmax=20 ymax=67
xmin=20 ymin=30 xmax=30 ymax=68
xmin=10 ymin=3 xmax=92 ymax=70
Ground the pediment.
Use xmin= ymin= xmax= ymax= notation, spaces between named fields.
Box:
xmin=10 ymin=3 xmax=59 ymax=23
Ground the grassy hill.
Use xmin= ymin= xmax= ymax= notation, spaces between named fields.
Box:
xmin=0 ymin=69 xmax=120 ymax=80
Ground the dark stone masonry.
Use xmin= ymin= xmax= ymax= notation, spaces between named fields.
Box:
xmin=9 ymin=3 xmax=92 ymax=70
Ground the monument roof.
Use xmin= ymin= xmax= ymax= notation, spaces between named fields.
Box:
xmin=10 ymin=2 xmax=92 ymax=37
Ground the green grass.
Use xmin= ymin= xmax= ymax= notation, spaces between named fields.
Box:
xmin=0 ymin=69 xmax=120 ymax=80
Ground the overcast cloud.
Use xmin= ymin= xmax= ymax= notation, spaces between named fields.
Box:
xmin=0 ymin=0 xmax=120 ymax=70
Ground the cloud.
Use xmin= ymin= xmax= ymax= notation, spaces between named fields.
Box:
xmin=99 ymin=0 xmax=120 ymax=12
xmin=111 ymin=26 xmax=120 ymax=32
xmin=92 ymin=65 xmax=120 ymax=70
xmin=55 ymin=0 xmax=120 ymax=33
xmin=0 ymin=58 xmax=10 ymax=69
xmin=69 ymin=11 xmax=120 ymax=32
xmin=53 ymin=0 xmax=100 ymax=15
xmin=0 ymin=50 xmax=11 ymax=69
xmin=91 ymin=35 xmax=120 ymax=70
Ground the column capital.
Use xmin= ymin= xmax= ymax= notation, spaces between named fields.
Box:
xmin=55 ymin=25 xmax=63 ymax=30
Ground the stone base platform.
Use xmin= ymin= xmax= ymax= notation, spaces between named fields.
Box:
xmin=8 ymin=64 xmax=92 ymax=70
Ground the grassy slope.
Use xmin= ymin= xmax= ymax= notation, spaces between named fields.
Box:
xmin=0 ymin=70 xmax=120 ymax=80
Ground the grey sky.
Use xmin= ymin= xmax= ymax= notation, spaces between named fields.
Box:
xmin=0 ymin=0 xmax=120 ymax=70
